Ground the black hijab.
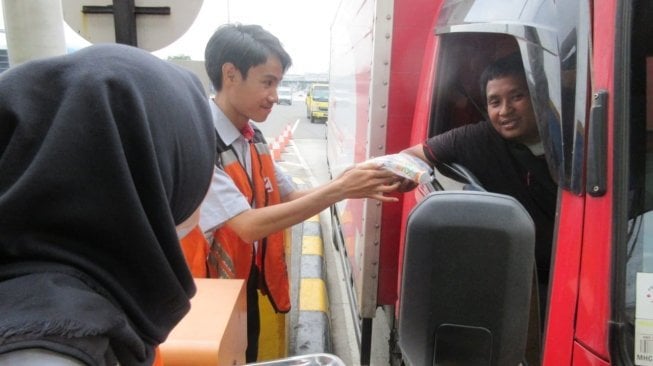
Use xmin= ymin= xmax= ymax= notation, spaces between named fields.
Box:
xmin=0 ymin=44 xmax=215 ymax=365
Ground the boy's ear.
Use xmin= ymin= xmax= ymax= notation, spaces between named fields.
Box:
xmin=222 ymin=63 xmax=237 ymax=84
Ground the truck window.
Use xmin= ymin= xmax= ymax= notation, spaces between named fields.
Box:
xmin=622 ymin=0 xmax=653 ymax=361
xmin=312 ymin=86 xmax=329 ymax=102
xmin=623 ymin=61 xmax=653 ymax=366
xmin=429 ymin=33 xmax=517 ymax=135
xmin=426 ymin=31 xmax=567 ymax=341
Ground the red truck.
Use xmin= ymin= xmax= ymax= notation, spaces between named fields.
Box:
xmin=326 ymin=0 xmax=653 ymax=365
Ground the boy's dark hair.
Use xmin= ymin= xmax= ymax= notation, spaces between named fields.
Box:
xmin=205 ymin=24 xmax=292 ymax=91
xmin=479 ymin=52 xmax=527 ymax=104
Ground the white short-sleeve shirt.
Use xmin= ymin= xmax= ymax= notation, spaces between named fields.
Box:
xmin=199 ymin=100 xmax=295 ymax=233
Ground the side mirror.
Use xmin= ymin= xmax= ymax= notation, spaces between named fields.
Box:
xmin=398 ymin=191 xmax=534 ymax=365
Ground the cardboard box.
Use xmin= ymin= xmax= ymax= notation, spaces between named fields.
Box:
xmin=160 ymin=278 xmax=247 ymax=366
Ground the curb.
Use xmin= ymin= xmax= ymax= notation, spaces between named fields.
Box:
xmin=294 ymin=215 xmax=330 ymax=355
xmin=269 ymin=124 xmax=331 ymax=356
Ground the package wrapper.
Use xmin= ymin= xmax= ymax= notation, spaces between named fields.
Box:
xmin=367 ymin=153 xmax=433 ymax=184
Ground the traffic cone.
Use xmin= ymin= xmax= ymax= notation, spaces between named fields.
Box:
xmin=276 ymin=135 xmax=286 ymax=151
xmin=270 ymin=140 xmax=281 ymax=161
xmin=281 ymin=125 xmax=293 ymax=150
xmin=283 ymin=124 xmax=293 ymax=140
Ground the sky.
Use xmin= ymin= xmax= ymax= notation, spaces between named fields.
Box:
xmin=0 ymin=0 xmax=339 ymax=75
xmin=152 ymin=0 xmax=340 ymax=75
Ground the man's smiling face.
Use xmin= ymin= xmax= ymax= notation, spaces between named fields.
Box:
xmin=486 ymin=74 xmax=539 ymax=144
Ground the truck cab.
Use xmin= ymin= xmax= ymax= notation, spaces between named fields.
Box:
xmin=399 ymin=0 xmax=653 ymax=364
xmin=305 ymin=83 xmax=329 ymax=123
xmin=327 ymin=0 xmax=653 ymax=364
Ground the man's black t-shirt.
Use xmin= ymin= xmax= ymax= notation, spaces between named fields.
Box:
xmin=423 ymin=120 xmax=557 ymax=280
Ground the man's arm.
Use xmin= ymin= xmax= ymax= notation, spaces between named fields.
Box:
xmin=387 ymin=143 xmax=436 ymax=193
xmin=402 ymin=143 xmax=431 ymax=165
xmin=226 ymin=162 xmax=400 ymax=243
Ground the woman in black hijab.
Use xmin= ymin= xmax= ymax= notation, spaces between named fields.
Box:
xmin=0 ymin=44 xmax=215 ymax=365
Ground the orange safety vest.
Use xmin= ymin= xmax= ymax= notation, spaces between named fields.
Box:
xmin=179 ymin=225 xmax=210 ymax=278
xmin=207 ymin=128 xmax=290 ymax=313
xmin=153 ymin=347 xmax=164 ymax=366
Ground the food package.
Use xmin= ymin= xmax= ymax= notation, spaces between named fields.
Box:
xmin=368 ymin=153 xmax=433 ymax=184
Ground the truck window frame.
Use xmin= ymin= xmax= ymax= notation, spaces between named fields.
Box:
xmin=425 ymin=0 xmax=590 ymax=350
xmin=612 ymin=0 xmax=653 ymax=363
xmin=431 ymin=0 xmax=589 ymax=194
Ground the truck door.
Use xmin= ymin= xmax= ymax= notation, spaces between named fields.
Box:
xmin=607 ymin=0 xmax=653 ymax=364
xmin=399 ymin=0 xmax=590 ymax=364
xmin=402 ymin=0 xmax=653 ymax=364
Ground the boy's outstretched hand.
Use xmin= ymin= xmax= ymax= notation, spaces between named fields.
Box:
xmin=334 ymin=162 xmax=402 ymax=202
xmin=394 ymin=177 xmax=419 ymax=193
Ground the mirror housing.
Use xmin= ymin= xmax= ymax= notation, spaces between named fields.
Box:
xmin=398 ymin=191 xmax=534 ymax=365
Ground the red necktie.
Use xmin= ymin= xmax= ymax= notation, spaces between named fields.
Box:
xmin=241 ymin=124 xmax=254 ymax=142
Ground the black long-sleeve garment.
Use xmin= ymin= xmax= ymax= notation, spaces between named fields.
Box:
xmin=0 ymin=44 xmax=215 ymax=365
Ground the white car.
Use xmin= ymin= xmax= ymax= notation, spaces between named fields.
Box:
xmin=277 ymin=87 xmax=293 ymax=105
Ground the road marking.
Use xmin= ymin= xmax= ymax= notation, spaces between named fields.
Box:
xmin=300 ymin=278 xmax=328 ymax=312
xmin=291 ymin=118 xmax=300 ymax=134
xmin=302 ymin=236 xmax=323 ymax=256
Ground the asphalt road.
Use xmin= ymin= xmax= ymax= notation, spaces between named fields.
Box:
xmin=258 ymin=96 xmax=391 ymax=365
xmin=256 ymin=95 xmax=327 ymax=142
